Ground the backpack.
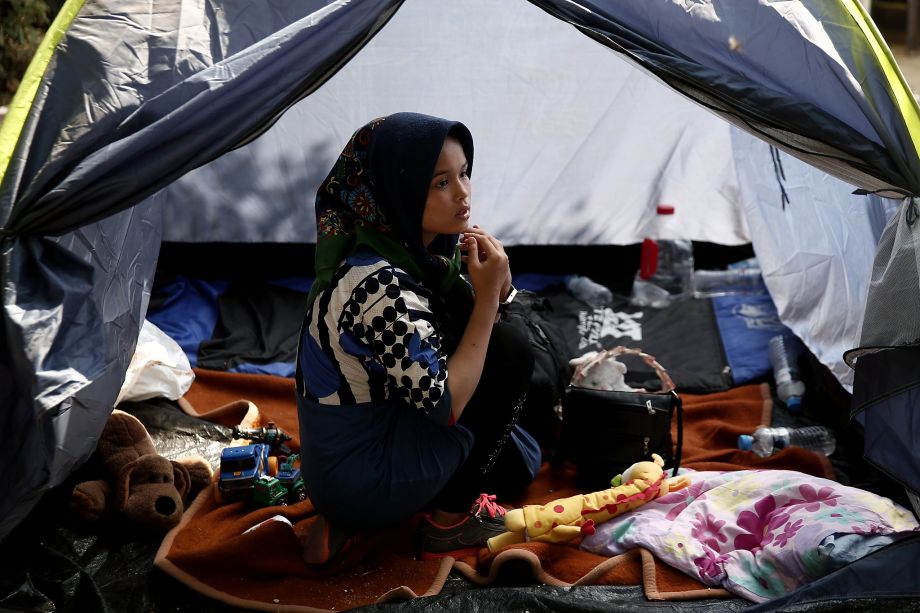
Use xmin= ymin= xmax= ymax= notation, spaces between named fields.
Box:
xmin=500 ymin=290 xmax=573 ymax=461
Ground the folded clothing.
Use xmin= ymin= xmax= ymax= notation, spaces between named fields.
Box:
xmin=148 ymin=276 xmax=313 ymax=377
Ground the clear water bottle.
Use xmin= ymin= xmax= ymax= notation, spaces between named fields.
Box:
xmin=738 ymin=425 xmax=836 ymax=457
xmin=692 ymin=268 xmax=765 ymax=298
xmin=565 ymin=274 xmax=613 ymax=307
xmin=631 ymin=205 xmax=694 ymax=305
xmin=629 ymin=277 xmax=671 ymax=309
xmin=768 ymin=335 xmax=806 ymax=412
xmin=727 ymin=256 xmax=760 ymax=270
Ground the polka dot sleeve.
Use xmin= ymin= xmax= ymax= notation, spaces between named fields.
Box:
xmin=342 ymin=266 xmax=452 ymax=424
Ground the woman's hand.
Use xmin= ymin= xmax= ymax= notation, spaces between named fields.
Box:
xmin=460 ymin=226 xmax=510 ymax=304
xmin=449 ymin=225 xmax=510 ymax=421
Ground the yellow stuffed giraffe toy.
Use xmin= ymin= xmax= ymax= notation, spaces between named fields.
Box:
xmin=487 ymin=454 xmax=690 ymax=552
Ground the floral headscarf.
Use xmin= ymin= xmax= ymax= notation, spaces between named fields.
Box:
xmin=309 ymin=112 xmax=475 ymax=306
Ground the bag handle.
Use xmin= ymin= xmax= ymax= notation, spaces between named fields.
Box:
xmin=670 ymin=390 xmax=683 ymax=478
xmin=571 ymin=345 xmax=676 ymax=393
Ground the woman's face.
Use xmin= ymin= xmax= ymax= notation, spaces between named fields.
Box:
xmin=422 ymin=136 xmax=471 ymax=248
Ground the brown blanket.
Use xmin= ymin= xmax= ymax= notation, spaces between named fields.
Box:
xmin=156 ymin=370 xmax=834 ymax=611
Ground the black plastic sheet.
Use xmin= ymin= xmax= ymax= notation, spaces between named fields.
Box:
xmin=0 ymin=399 xmax=236 ymax=613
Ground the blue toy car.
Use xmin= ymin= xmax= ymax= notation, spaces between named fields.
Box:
xmin=217 ymin=443 xmax=272 ymax=500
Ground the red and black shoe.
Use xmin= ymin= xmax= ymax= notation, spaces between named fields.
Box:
xmin=418 ymin=493 xmax=507 ymax=560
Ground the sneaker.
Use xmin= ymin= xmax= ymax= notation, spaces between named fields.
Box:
xmin=418 ymin=493 xmax=508 ymax=560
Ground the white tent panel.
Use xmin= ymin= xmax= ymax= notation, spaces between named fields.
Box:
xmin=161 ymin=0 xmax=749 ymax=246
xmin=732 ymin=128 xmax=900 ymax=390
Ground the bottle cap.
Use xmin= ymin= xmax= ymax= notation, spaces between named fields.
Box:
xmin=656 ymin=204 xmax=675 ymax=215
xmin=738 ymin=434 xmax=753 ymax=451
xmin=785 ymin=396 xmax=803 ymax=412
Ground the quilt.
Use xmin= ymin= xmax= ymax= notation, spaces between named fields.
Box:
xmin=581 ymin=469 xmax=918 ymax=602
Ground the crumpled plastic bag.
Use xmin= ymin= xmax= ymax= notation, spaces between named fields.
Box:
xmin=116 ymin=320 xmax=194 ymax=405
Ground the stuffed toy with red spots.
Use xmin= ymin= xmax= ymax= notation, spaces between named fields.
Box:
xmin=487 ymin=454 xmax=690 ymax=551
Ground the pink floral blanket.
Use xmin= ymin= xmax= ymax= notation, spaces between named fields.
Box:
xmin=580 ymin=469 xmax=918 ymax=601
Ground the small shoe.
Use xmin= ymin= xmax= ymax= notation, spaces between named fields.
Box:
xmin=418 ymin=493 xmax=508 ymax=560
xmin=302 ymin=514 xmax=354 ymax=565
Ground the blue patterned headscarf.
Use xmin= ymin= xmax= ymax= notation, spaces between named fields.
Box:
xmin=309 ymin=112 xmax=474 ymax=304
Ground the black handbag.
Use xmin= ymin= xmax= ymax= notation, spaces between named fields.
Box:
xmin=561 ymin=346 xmax=683 ymax=491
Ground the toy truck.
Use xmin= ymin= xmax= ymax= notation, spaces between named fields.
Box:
xmin=253 ymin=475 xmax=288 ymax=506
xmin=276 ymin=454 xmax=307 ymax=503
xmin=216 ymin=443 xmax=277 ymax=502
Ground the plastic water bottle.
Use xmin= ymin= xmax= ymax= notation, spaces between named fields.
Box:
xmin=629 ymin=277 xmax=671 ymax=309
xmin=692 ymin=268 xmax=765 ymax=298
xmin=768 ymin=335 xmax=806 ymax=412
xmin=632 ymin=205 xmax=694 ymax=303
xmin=728 ymin=256 xmax=759 ymax=270
xmin=565 ymin=274 xmax=613 ymax=307
xmin=738 ymin=426 xmax=836 ymax=457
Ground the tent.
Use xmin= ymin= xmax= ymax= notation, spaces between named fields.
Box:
xmin=1 ymin=0 xmax=919 ymax=606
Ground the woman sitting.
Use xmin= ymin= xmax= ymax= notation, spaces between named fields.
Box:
xmin=296 ymin=112 xmax=539 ymax=561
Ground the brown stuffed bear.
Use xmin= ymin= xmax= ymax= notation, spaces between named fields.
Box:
xmin=70 ymin=409 xmax=213 ymax=532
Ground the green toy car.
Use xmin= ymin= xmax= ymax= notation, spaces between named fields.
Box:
xmin=253 ymin=475 xmax=288 ymax=507
xmin=276 ymin=454 xmax=307 ymax=503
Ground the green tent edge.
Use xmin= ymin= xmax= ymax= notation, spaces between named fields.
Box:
xmin=844 ymin=0 xmax=920 ymax=170
xmin=0 ymin=0 xmax=86 ymax=190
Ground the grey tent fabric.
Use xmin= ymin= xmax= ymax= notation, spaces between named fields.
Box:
xmin=852 ymin=196 xmax=920 ymax=355
xmin=851 ymin=345 xmax=920 ymax=496
xmin=0 ymin=0 xmax=404 ymax=542
xmin=846 ymin=196 xmax=920 ymax=509
xmin=526 ymin=0 xmax=920 ymax=197
xmin=0 ymin=0 xmax=403 ymax=237
xmin=0 ymin=196 xmax=163 ymax=541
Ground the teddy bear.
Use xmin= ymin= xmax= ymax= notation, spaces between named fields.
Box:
xmin=69 ymin=409 xmax=213 ymax=533
xmin=487 ymin=454 xmax=690 ymax=552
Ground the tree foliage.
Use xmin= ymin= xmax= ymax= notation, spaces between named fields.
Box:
xmin=1 ymin=0 xmax=52 ymax=106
